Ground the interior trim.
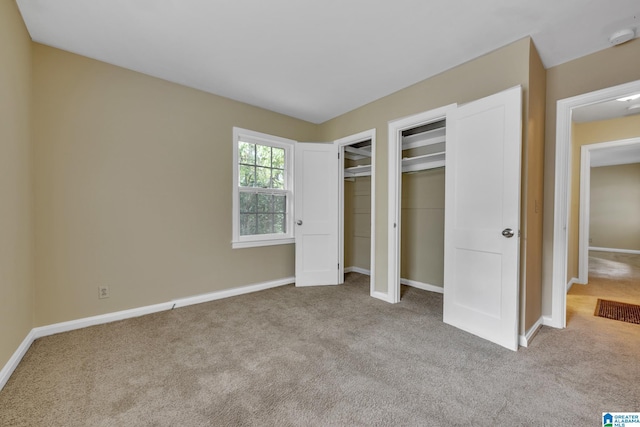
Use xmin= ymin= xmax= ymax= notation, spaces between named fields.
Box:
xmin=519 ymin=316 xmax=544 ymax=348
xmin=387 ymin=104 xmax=456 ymax=304
xmin=335 ymin=129 xmax=377 ymax=298
xmin=589 ymin=247 xmax=640 ymax=255
xmin=400 ymin=278 xmax=443 ymax=294
xmin=578 ymin=137 xmax=640 ymax=284
xmin=0 ymin=330 xmax=36 ymax=391
xmin=552 ymin=79 xmax=640 ymax=329
xmin=0 ymin=276 xmax=294 ymax=392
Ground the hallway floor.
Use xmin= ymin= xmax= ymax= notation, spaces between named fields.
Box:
xmin=566 ymin=250 xmax=640 ymax=328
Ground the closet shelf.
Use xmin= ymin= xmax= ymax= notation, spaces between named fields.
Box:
xmin=402 ymin=152 xmax=445 ymax=173
xmin=402 ymin=127 xmax=446 ymax=150
xmin=344 ymin=164 xmax=371 ymax=178
xmin=345 ymin=152 xmax=445 ymax=178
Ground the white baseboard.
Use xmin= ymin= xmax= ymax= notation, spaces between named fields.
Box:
xmin=589 ymin=246 xmax=640 ymax=255
xmin=0 ymin=276 xmax=294 ymax=392
xmin=32 ymin=302 xmax=174 ymax=340
xmin=0 ymin=330 xmax=36 ymax=391
xmin=371 ymin=290 xmax=394 ymax=303
xmin=345 ymin=267 xmax=444 ymax=295
xmin=400 ymin=278 xmax=444 ymax=294
xmin=542 ymin=315 xmax=562 ymax=329
xmin=343 ymin=268 xmax=393 ymax=303
xmin=172 ymin=277 xmax=294 ymax=308
xmin=344 ymin=266 xmax=371 ymax=275
xmin=519 ymin=316 xmax=544 ymax=347
xmin=566 ymin=277 xmax=579 ymax=293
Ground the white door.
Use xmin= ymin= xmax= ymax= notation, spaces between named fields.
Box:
xmin=295 ymin=142 xmax=339 ymax=286
xmin=443 ymin=86 xmax=522 ymax=351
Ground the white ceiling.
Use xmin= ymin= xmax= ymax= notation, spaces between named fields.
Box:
xmin=572 ymin=97 xmax=640 ymax=123
xmin=15 ymin=0 xmax=640 ymax=124
xmin=591 ymin=143 xmax=640 ymax=167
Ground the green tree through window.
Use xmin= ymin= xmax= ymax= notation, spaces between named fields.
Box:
xmin=232 ymin=128 xmax=294 ymax=248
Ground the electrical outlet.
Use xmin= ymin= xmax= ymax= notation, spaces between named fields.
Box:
xmin=98 ymin=286 xmax=110 ymax=299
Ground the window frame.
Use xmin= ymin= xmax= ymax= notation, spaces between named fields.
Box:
xmin=232 ymin=127 xmax=295 ymax=249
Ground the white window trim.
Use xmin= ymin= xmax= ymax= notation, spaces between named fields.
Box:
xmin=232 ymin=127 xmax=295 ymax=249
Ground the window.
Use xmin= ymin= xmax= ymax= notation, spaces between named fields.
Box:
xmin=232 ymin=127 xmax=295 ymax=248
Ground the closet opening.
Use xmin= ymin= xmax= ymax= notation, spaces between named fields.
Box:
xmin=388 ymin=104 xmax=455 ymax=303
xmin=399 ymin=120 xmax=446 ymax=298
xmin=336 ymin=129 xmax=376 ymax=296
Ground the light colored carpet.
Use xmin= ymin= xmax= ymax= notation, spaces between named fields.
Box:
xmin=1 ymin=270 xmax=639 ymax=426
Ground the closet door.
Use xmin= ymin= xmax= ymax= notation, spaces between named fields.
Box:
xmin=294 ymin=142 xmax=339 ymax=286
xmin=443 ymin=86 xmax=522 ymax=351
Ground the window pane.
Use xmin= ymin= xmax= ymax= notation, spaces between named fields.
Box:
xmin=274 ymin=214 xmax=286 ymax=234
xmin=257 ymin=194 xmax=272 ymax=213
xmin=234 ymin=129 xmax=291 ymax=243
xmin=257 ymin=214 xmax=273 ymax=234
xmin=239 ymin=192 xmax=257 ymax=213
xmin=272 ymin=148 xmax=285 ymax=169
xmin=273 ymin=195 xmax=286 ymax=213
xmin=238 ymin=141 xmax=255 ymax=165
xmin=271 ymin=169 xmax=284 ymax=189
xmin=240 ymin=214 xmax=257 ymax=236
xmin=256 ymin=166 xmax=271 ymax=188
xmin=256 ymin=144 xmax=271 ymax=167
xmin=239 ymin=165 xmax=255 ymax=187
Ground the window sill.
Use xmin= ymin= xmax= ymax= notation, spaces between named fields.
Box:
xmin=232 ymin=237 xmax=294 ymax=249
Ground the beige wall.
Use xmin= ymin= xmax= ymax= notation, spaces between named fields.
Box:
xmin=2 ymin=26 xmax=549 ymax=361
xmin=32 ymin=45 xmax=319 ymax=326
xmin=0 ymin=1 xmax=34 ymax=368
xmin=567 ymin=115 xmax=640 ymax=280
xmin=345 ymin=177 xmax=372 ymax=271
xmin=543 ymin=38 xmax=640 ymax=315
xmin=589 ymin=163 xmax=640 ymax=251
xmin=401 ymin=168 xmax=445 ymax=287
xmin=319 ymin=38 xmax=532 ymax=298
xmin=344 ymin=180 xmax=354 ymax=269
xmin=521 ymin=43 xmax=546 ymax=330
xmin=321 ymin=37 xmax=544 ymax=334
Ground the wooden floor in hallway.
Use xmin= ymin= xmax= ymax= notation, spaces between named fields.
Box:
xmin=567 ymin=250 xmax=640 ymax=330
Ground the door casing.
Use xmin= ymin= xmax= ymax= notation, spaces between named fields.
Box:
xmin=551 ymin=78 xmax=640 ymax=329
xmin=577 ymin=138 xmax=640 ymax=285
xmin=335 ymin=129 xmax=377 ymax=297
xmin=387 ymin=105 xmax=455 ymax=303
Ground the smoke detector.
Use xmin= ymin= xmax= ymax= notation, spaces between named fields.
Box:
xmin=609 ymin=28 xmax=635 ymax=46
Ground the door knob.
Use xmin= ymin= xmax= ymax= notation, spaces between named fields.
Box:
xmin=296 ymin=220 xmax=303 ymax=226
xmin=502 ymin=228 xmax=514 ymax=238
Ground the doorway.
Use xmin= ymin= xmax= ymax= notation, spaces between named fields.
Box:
xmin=384 ymin=104 xmax=456 ymax=303
xmin=335 ymin=129 xmax=376 ymax=297
xmin=551 ymin=78 xmax=640 ymax=328
xmin=387 ymin=105 xmax=454 ymax=304
xmin=387 ymin=87 xmax=523 ymax=351
xmin=577 ymin=139 xmax=640 ymax=285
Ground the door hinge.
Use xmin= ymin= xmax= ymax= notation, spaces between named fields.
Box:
xmin=338 ymin=263 xmax=340 ymax=270
xmin=338 ymin=152 xmax=340 ymax=159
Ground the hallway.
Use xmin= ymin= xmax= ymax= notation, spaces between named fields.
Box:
xmin=566 ymin=251 xmax=640 ymax=329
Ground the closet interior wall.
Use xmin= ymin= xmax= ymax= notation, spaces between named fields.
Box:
xmin=341 ymin=123 xmax=446 ymax=288
xmin=401 ymin=168 xmax=445 ymax=289
xmin=400 ymin=121 xmax=446 ymax=290
xmin=344 ymin=142 xmax=372 ymax=273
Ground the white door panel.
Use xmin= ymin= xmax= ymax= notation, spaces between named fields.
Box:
xmin=444 ymin=86 xmax=522 ymax=351
xmin=295 ymin=143 xmax=339 ymax=287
